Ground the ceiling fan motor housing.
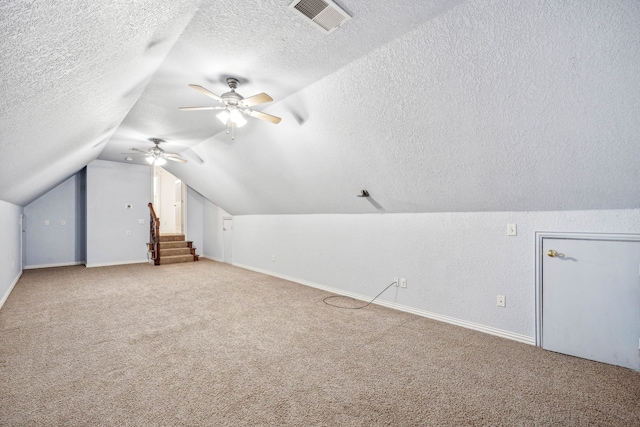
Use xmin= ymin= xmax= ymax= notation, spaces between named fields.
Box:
xmin=222 ymin=91 xmax=243 ymax=105
xmin=222 ymin=78 xmax=244 ymax=104
xmin=149 ymin=138 xmax=165 ymax=153
xmin=226 ymin=77 xmax=239 ymax=89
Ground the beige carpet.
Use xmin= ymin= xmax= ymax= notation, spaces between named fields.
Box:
xmin=1 ymin=260 xmax=639 ymax=426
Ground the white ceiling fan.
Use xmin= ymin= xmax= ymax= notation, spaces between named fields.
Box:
xmin=124 ymin=138 xmax=187 ymax=166
xmin=180 ymin=77 xmax=282 ymax=139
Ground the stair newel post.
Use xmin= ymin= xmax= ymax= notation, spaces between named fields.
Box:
xmin=148 ymin=202 xmax=161 ymax=266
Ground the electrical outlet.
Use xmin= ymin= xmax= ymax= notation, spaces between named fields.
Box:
xmin=507 ymin=224 xmax=517 ymax=236
xmin=400 ymin=278 xmax=407 ymax=288
xmin=12 ymin=261 xmax=15 ymax=268
xmin=393 ymin=277 xmax=399 ymax=287
xmin=497 ymin=295 xmax=506 ymax=307
xmin=272 ymin=255 xmax=276 ymax=262
xmin=139 ymin=219 xmax=144 ymax=224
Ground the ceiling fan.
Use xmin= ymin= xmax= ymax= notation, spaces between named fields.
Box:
xmin=124 ymin=138 xmax=187 ymax=166
xmin=180 ymin=77 xmax=282 ymax=140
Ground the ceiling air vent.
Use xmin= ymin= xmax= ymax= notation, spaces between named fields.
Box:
xmin=289 ymin=0 xmax=351 ymax=34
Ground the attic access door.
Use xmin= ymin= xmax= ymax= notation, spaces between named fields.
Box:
xmin=537 ymin=233 xmax=640 ymax=370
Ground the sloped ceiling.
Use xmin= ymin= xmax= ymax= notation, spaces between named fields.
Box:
xmin=2 ymin=1 xmax=639 ymax=214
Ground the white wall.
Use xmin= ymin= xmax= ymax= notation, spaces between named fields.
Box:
xmin=231 ymin=209 xmax=640 ymax=341
xmin=203 ymin=199 xmax=228 ymax=261
xmin=24 ymin=172 xmax=86 ymax=268
xmin=186 ymin=186 xmax=204 ymax=255
xmin=0 ymin=200 xmax=23 ymax=310
xmin=86 ymin=160 xmax=151 ymax=267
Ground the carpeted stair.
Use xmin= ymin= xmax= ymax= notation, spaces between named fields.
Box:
xmin=155 ymin=234 xmax=199 ymax=265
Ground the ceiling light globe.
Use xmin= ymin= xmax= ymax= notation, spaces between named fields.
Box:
xmin=229 ymin=109 xmax=247 ymax=127
xmin=216 ymin=110 xmax=230 ymax=125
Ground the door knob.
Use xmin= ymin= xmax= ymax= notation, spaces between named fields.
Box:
xmin=547 ymin=249 xmax=564 ymax=258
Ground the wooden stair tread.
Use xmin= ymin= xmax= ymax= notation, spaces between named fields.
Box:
xmin=162 ymin=248 xmax=193 ymax=256
xmin=159 ymin=241 xmax=190 ymax=249
xmin=159 ymin=254 xmax=198 ymax=265
xmin=159 ymin=234 xmax=186 ymax=242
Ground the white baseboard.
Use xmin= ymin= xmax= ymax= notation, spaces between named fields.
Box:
xmin=0 ymin=271 xmax=22 ymax=311
xmin=24 ymin=261 xmax=84 ymax=270
xmin=200 ymin=255 xmax=224 ymax=262
xmin=373 ymin=300 xmax=535 ymax=345
xmin=85 ymin=259 xmax=149 ymax=268
xmin=233 ymin=263 xmax=535 ymax=346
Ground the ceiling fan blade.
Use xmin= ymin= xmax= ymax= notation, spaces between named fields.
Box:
xmin=129 ymin=148 xmax=151 ymax=154
xmin=179 ymin=106 xmax=217 ymax=111
xmin=188 ymin=84 xmax=223 ymax=102
xmin=164 ymin=153 xmax=183 ymax=158
xmin=247 ymin=110 xmax=282 ymax=124
xmin=165 ymin=155 xmax=188 ymax=163
xmin=240 ymin=93 xmax=273 ymax=107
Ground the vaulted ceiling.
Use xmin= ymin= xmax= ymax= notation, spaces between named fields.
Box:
xmin=2 ymin=1 xmax=639 ymax=214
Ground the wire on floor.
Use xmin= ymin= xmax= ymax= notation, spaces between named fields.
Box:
xmin=323 ymin=281 xmax=397 ymax=310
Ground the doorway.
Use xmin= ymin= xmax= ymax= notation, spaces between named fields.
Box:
xmin=536 ymin=232 xmax=640 ymax=370
xmin=153 ymin=167 xmax=185 ymax=234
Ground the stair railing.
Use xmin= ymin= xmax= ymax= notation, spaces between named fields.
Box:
xmin=148 ymin=202 xmax=160 ymax=265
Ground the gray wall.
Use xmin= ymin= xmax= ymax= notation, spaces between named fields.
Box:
xmin=24 ymin=171 xmax=86 ymax=268
xmin=203 ymin=199 xmax=227 ymax=261
xmin=231 ymin=209 xmax=640 ymax=342
xmin=186 ymin=186 xmax=204 ymax=256
xmin=86 ymin=160 xmax=151 ymax=267
xmin=180 ymin=186 xmax=228 ymax=261
xmin=0 ymin=200 xmax=23 ymax=309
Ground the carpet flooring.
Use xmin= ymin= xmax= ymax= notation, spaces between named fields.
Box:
xmin=1 ymin=260 xmax=639 ymax=426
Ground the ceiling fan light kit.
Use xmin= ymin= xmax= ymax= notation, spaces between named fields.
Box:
xmin=180 ymin=77 xmax=281 ymax=140
xmin=216 ymin=108 xmax=247 ymax=127
xmin=146 ymin=156 xmax=166 ymax=166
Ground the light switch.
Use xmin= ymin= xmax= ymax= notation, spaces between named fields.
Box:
xmin=507 ymin=224 xmax=517 ymax=236
xmin=44 ymin=220 xmax=49 ymax=226
xmin=61 ymin=220 xmax=66 ymax=226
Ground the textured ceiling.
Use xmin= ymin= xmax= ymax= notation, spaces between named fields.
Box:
xmin=0 ymin=0 xmax=201 ymax=206
xmin=99 ymin=0 xmax=463 ymax=163
xmin=2 ymin=1 xmax=640 ymax=215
